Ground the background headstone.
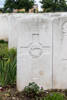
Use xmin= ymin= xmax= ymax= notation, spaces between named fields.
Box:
xmin=53 ymin=16 xmax=67 ymax=89
xmin=0 ymin=14 xmax=9 ymax=41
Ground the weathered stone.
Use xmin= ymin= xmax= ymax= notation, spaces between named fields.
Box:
xmin=0 ymin=13 xmax=67 ymax=91
xmin=17 ymin=15 xmax=52 ymax=91
xmin=53 ymin=16 xmax=67 ymax=89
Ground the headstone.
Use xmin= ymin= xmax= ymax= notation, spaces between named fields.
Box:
xmin=17 ymin=15 xmax=52 ymax=91
xmin=0 ymin=14 xmax=9 ymax=40
xmin=9 ymin=13 xmax=67 ymax=48
xmin=53 ymin=16 xmax=67 ymax=89
xmin=8 ymin=13 xmax=67 ymax=91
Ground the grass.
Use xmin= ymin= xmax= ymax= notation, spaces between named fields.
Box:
xmin=34 ymin=92 xmax=67 ymax=100
xmin=44 ymin=92 xmax=65 ymax=100
xmin=0 ymin=41 xmax=16 ymax=87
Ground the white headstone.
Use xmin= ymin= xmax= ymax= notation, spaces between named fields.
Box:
xmin=53 ymin=16 xmax=67 ymax=89
xmin=17 ymin=15 xmax=52 ymax=91
xmin=8 ymin=14 xmax=67 ymax=91
xmin=0 ymin=14 xmax=9 ymax=40
xmin=9 ymin=13 xmax=67 ymax=48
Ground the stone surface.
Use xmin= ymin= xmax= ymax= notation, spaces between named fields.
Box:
xmin=10 ymin=13 xmax=67 ymax=91
xmin=1 ymin=13 xmax=67 ymax=91
xmin=8 ymin=13 xmax=67 ymax=48
xmin=0 ymin=14 xmax=9 ymax=40
xmin=53 ymin=16 xmax=67 ymax=89
xmin=17 ymin=15 xmax=52 ymax=91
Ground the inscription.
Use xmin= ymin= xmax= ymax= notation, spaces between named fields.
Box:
xmin=29 ymin=43 xmax=42 ymax=58
xmin=19 ymin=34 xmax=50 ymax=58
xmin=62 ymin=22 xmax=67 ymax=36
xmin=62 ymin=58 xmax=67 ymax=61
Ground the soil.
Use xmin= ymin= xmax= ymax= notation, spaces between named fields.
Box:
xmin=0 ymin=85 xmax=67 ymax=100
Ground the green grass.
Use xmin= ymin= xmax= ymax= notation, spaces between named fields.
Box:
xmin=0 ymin=41 xmax=16 ymax=87
xmin=45 ymin=92 xmax=64 ymax=100
xmin=35 ymin=92 xmax=66 ymax=100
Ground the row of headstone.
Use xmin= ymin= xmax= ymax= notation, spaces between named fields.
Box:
xmin=0 ymin=13 xmax=67 ymax=91
xmin=0 ymin=13 xmax=66 ymax=43
xmin=11 ymin=14 xmax=67 ymax=91
xmin=8 ymin=13 xmax=67 ymax=48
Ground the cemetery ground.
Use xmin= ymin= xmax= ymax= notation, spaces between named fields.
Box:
xmin=0 ymin=85 xmax=67 ymax=100
xmin=0 ymin=40 xmax=67 ymax=100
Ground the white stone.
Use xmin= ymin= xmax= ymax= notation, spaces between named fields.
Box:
xmin=53 ymin=16 xmax=67 ymax=89
xmin=17 ymin=15 xmax=52 ymax=91
xmin=9 ymin=13 xmax=67 ymax=48
xmin=1 ymin=13 xmax=67 ymax=91
xmin=0 ymin=14 xmax=9 ymax=40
